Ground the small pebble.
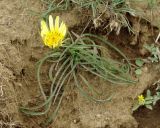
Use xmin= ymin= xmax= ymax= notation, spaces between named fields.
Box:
xmin=73 ymin=119 xmax=80 ymax=124
xmin=96 ymin=114 xmax=101 ymax=118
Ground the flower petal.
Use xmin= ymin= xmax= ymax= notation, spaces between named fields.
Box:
xmin=41 ymin=31 xmax=45 ymax=38
xmin=41 ymin=20 xmax=48 ymax=32
xmin=59 ymin=22 xmax=67 ymax=36
xmin=41 ymin=20 xmax=49 ymax=37
xmin=49 ymin=15 xmax=54 ymax=30
xmin=55 ymin=16 xmax=59 ymax=31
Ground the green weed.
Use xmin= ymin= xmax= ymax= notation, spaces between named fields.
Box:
xmin=147 ymin=0 xmax=157 ymax=9
xmin=133 ymin=86 xmax=160 ymax=111
xmin=134 ymin=58 xmax=144 ymax=76
xmin=107 ymin=0 xmax=136 ymax=33
xmin=41 ymin=0 xmax=71 ymax=18
xmin=41 ymin=0 xmax=136 ymax=33
xmin=144 ymin=44 xmax=160 ymax=63
xmin=20 ymin=33 xmax=135 ymax=125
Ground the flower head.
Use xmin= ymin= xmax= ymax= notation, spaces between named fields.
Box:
xmin=40 ymin=15 xmax=67 ymax=48
xmin=138 ymin=95 xmax=145 ymax=105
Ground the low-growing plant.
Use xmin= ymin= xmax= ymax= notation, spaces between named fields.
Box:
xmin=41 ymin=0 xmax=107 ymax=18
xmin=41 ymin=0 xmax=136 ymax=33
xmin=134 ymin=58 xmax=144 ymax=76
xmin=20 ymin=15 xmax=135 ymax=126
xmin=144 ymin=44 xmax=160 ymax=63
xmin=41 ymin=0 xmax=71 ymax=18
xmin=72 ymin=0 xmax=107 ymax=18
xmin=133 ymin=88 xmax=160 ymax=111
xmin=133 ymin=44 xmax=160 ymax=76
xmin=147 ymin=0 xmax=157 ymax=9
xmin=107 ymin=0 xmax=136 ymax=33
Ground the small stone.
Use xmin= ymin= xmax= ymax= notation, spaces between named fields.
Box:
xmin=143 ymin=66 xmax=148 ymax=73
xmin=73 ymin=119 xmax=77 ymax=124
xmin=73 ymin=119 xmax=80 ymax=124
xmin=105 ymin=117 xmax=110 ymax=121
xmin=96 ymin=114 xmax=101 ymax=118
xmin=139 ymin=48 xmax=148 ymax=56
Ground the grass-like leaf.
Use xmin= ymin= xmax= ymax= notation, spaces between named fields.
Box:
xmin=20 ymin=33 xmax=135 ymax=126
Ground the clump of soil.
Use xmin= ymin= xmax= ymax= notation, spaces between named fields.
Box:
xmin=134 ymin=101 xmax=160 ymax=128
xmin=0 ymin=0 xmax=160 ymax=128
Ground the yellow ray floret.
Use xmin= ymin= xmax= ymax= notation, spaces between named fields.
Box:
xmin=41 ymin=15 xmax=67 ymax=48
xmin=138 ymin=95 xmax=145 ymax=105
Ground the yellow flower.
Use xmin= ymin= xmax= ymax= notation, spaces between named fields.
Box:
xmin=40 ymin=15 xmax=67 ymax=48
xmin=138 ymin=95 xmax=145 ymax=105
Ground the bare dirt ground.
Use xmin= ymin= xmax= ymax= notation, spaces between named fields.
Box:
xmin=0 ymin=0 xmax=160 ymax=128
